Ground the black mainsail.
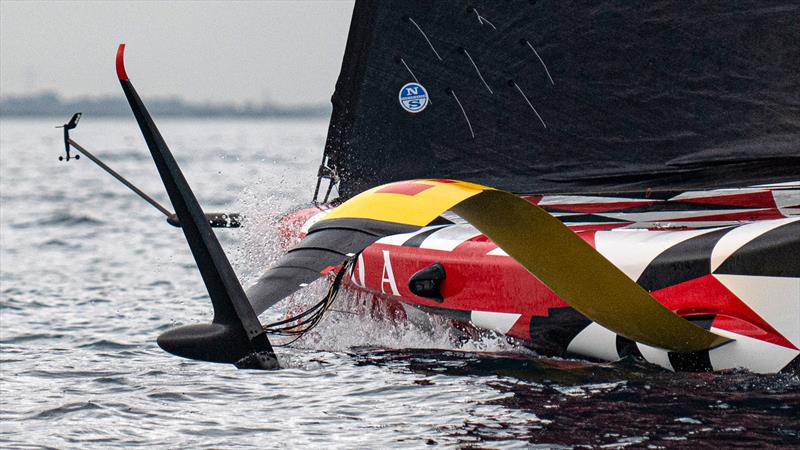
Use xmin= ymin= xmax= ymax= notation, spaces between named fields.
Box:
xmin=320 ymin=0 xmax=800 ymax=200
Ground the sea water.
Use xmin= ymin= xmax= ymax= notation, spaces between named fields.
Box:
xmin=1 ymin=118 xmax=798 ymax=448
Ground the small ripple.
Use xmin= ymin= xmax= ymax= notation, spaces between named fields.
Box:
xmin=146 ymin=391 xmax=193 ymax=401
xmin=38 ymin=239 xmax=82 ymax=250
xmin=24 ymin=369 xmax=121 ymax=378
xmin=28 ymin=401 xmax=102 ymax=420
xmin=0 ymin=333 xmax=65 ymax=344
xmin=11 ymin=212 xmax=104 ymax=229
xmin=77 ymin=339 xmax=139 ymax=350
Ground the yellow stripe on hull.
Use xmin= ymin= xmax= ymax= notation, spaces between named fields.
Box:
xmin=322 ymin=179 xmax=491 ymax=227
xmin=319 ymin=179 xmax=731 ymax=353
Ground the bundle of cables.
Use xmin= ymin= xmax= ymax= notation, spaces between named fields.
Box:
xmin=262 ymin=258 xmax=354 ymax=346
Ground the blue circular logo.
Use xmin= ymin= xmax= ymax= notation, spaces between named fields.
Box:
xmin=398 ymin=82 xmax=429 ymax=113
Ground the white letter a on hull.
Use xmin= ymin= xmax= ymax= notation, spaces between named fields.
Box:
xmin=381 ymin=250 xmax=400 ymax=296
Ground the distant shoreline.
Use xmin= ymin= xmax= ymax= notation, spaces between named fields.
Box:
xmin=0 ymin=91 xmax=331 ymax=118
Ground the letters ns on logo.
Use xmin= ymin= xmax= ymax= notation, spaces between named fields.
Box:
xmin=399 ymin=82 xmax=429 ymax=113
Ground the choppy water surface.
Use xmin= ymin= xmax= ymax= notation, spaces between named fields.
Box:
xmin=1 ymin=118 xmax=798 ymax=448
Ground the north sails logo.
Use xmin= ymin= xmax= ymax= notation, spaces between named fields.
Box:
xmin=399 ymin=82 xmax=429 ymax=113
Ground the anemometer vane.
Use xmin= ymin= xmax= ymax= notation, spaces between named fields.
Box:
xmin=56 ymin=112 xmax=82 ymax=161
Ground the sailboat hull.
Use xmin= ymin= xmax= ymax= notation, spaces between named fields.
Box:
xmin=288 ymin=183 xmax=800 ymax=373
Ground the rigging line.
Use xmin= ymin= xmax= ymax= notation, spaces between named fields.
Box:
xmin=407 ymin=17 xmax=443 ymax=61
xmin=263 ymin=258 xmax=354 ymax=346
xmin=472 ymin=8 xmax=497 ymax=30
xmin=461 ymin=48 xmax=493 ymax=94
xmin=525 ymin=40 xmax=555 ymax=86
xmin=264 ymin=298 xmax=327 ymax=329
xmin=399 ymin=57 xmax=419 ymax=83
xmin=512 ymin=81 xmax=547 ymax=128
xmin=448 ymin=89 xmax=475 ymax=139
xmin=399 ymin=57 xmax=431 ymax=105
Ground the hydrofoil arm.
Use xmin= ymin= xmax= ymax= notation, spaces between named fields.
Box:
xmin=115 ymin=43 xmax=276 ymax=368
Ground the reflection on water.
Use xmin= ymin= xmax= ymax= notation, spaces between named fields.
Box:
xmin=1 ymin=119 xmax=798 ymax=448
xmin=356 ymin=349 xmax=799 ymax=447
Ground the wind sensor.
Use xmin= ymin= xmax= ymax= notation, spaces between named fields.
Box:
xmin=56 ymin=112 xmax=82 ymax=161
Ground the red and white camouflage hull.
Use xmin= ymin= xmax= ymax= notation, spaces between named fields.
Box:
xmin=287 ymin=182 xmax=800 ymax=373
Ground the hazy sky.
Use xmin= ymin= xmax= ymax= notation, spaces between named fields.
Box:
xmin=0 ymin=0 xmax=355 ymax=105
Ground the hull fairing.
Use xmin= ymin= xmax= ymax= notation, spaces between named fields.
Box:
xmin=290 ymin=183 xmax=800 ymax=373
